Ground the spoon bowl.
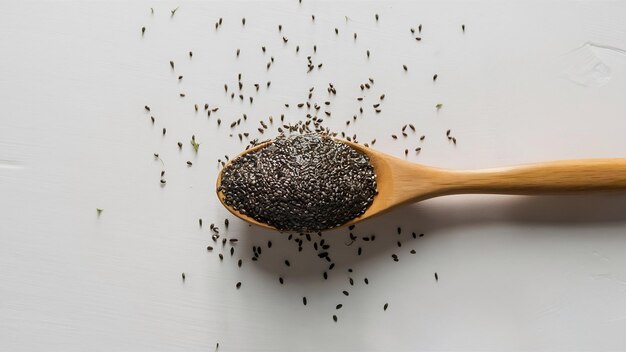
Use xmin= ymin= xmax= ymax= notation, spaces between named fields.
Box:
xmin=217 ymin=138 xmax=626 ymax=231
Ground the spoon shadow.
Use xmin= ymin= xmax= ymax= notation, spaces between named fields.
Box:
xmin=235 ymin=193 xmax=626 ymax=279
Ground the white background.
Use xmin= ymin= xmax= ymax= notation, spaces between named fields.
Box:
xmin=3 ymin=1 xmax=626 ymax=351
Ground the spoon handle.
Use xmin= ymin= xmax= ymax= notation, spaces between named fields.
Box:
xmin=440 ymin=159 xmax=626 ymax=195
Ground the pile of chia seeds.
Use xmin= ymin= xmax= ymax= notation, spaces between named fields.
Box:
xmin=219 ymin=133 xmax=377 ymax=231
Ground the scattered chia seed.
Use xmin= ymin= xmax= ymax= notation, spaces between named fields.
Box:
xmin=142 ymin=6 xmax=451 ymax=329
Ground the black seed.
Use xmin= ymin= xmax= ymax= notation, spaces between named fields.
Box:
xmin=403 ymin=64 xmax=408 ymax=71
xmin=279 ymin=277 xmax=284 ymax=284
xmin=181 ymin=273 xmax=185 ymax=281
xmin=268 ymin=241 xmax=272 ymax=248
xmin=435 ymin=272 xmax=438 ymax=281
xmin=285 ymin=260 xmax=290 ymax=267
xmin=410 ymin=249 xmax=416 ymax=254
xmin=333 ymin=315 xmax=337 ymax=322
xmin=462 ymin=24 xmax=465 ymax=32
xmin=219 ymin=254 xmax=223 ymax=260
xmin=364 ymin=278 xmax=369 ymax=285
xmin=433 ymin=74 xmax=438 ymax=82
xmin=170 ymin=61 xmax=174 ymax=69
xmin=384 ymin=303 xmax=388 ymax=311
xmin=336 ymin=304 xmax=342 ymax=309
xmin=144 ymin=105 xmax=151 ymax=112
xmin=207 ymin=246 xmax=213 ymax=251
xmin=238 ymin=259 xmax=242 ymax=267
xmin=236 ymin=282 xmax=241 ymax=289
xmin=323 ymin=271 xmax=328 ymax=280
xmin=219 ymin=134 xmax=377 ymax=232
xmin=349 ymin=278 xmax=354 ymax=286
xmin=303 ymin=297 xmax=307 ymax=305
xmin=342 ymin=291 xmax=349 ymax=296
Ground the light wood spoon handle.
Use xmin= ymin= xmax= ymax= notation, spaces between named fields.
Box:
xmin=434 ymin=158 xmax=626 ymax=196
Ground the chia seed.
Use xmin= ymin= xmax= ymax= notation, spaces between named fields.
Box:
xmin=219 ymin=133 xmax=377 ymax=231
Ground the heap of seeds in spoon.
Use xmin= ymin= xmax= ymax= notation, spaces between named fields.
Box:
xmin=219 ymin=133 xmax=378 ymax=232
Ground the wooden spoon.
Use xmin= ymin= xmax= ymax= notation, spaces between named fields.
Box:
xmin=216 ymin=138 xmax=626 ymax=231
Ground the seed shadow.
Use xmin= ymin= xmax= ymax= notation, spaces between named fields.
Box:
xmin=236 ymin=193 xmax=626 ymax=279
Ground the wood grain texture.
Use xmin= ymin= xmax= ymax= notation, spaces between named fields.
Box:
xmin=346 ymin=143 xmax=626 ymax=226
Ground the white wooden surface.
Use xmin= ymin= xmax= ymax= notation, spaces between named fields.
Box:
xmin=3 ymin=1 xmax=626 ymax=351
